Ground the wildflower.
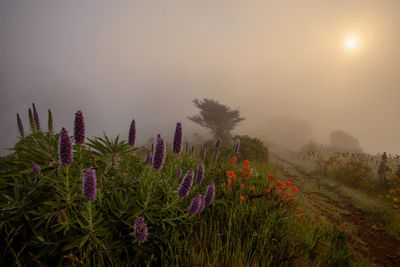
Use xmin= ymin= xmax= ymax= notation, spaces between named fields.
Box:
xmin=59 ymin=128 xmax=72 ymax=166
xmin=145 ymin=151 xmax=152 ymax=164
xmin=176 ymin=167 xmax=182 ymax=179
xmin=48 ymin=109 xmax=53 ymax=133
xmin=172 ymin=122 xmax=183 ymax=154
xmin=82 ymin=168 xmax=97 ymax=201
xmin=196 ymin=197 xmax=206 ymax=215
xmin=215 ymin=138 xmax=222 ymax=150
xmin=17 ymin=113 xmax=24 ymax=137
xmin=30 ymin=160 xmax=40 ymax=174
xmin=296 ymin=206 xmax=302 ymax=212
xmin=128 ymin=119 xmax=136 ymax=147
xmin=240 ymin=183 xmax=245 ymax=188
xmin=195 ymin=162 xmax=204 ymax=185
xmin=74 ymin=110 xmax=85 ymax=144
xmin=152 ymin=134 xmax=166 ymax=171
xmin=268 ymin=174 xmax=274 ymax=181
xmin=32 ymin=103 xmax=41 ymax=131
xmin=234 ymin=139 xmax=240 ymax=154
xmin=204 ymin=181 xmax=215 ymax=207
xmin=239 ymin=195 xmax=244 ymax=200
xmin=266 ymin=189 xmax=271 ymax=193
xmin=291 ymin=185 xmax=298 ymax=193
xmin=134 ymin=216 xmax=148 ymax=243
xmin=188 ymin=193 xmax=201 ymax=215
xmin=285 ymin=180 xmax=291 ymax=187
xmin=28 ymin=108 xmax=35 ymax=131
xmin=178 ymin=169 xmax=194 ymax=199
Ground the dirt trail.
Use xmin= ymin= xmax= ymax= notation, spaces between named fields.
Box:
xmin=270 ymin=153 xmax=400 ymax=267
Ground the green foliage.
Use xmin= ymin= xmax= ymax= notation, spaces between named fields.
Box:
xmin=317 ymin=152 xmax=374 ymax=188
xmin=235 ymin=135 xmax=269 ymax=163
xmin=0 ymin=107 xmax=354 ymax=266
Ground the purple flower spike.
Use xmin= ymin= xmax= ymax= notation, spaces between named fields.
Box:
xmin=215 ymin=138 xmax=222 ymax=150
xmin=32 ymin=103 xmax=41 ymax=131
xmin=82 ymin=168 xmax=97 ymax=201
xmin=204 ymin=181 xmax=215 ymax=207
xmin=188 ymin=193 xmax=201 ymax=215
xmin=177 ymin=167 xmax=182 ymax=179
xmin=234 ymin=139 xmax=240 ymax=154
xmin=195 ymin=162 xmax=204 ymax=185
xmin=152 ymin=134 xmax=166 ymax=171
xmin=134 ymin=216 xmax=148 ymax=243
xmin=59 ymin=128 xmax=72 ymax=166
xmin=178 ymin=169 xmax=194 ymax=199
xmin=74 ymin=110 xmax=85 ymax=144
xmin=172 ymin=122 xmax=183 ymax=154
xmin=17 ymin=113 xmax=24 ymax=137
xmin=196 ymin=197 xmax=206 ymax=215
xmin=30 ymin=160 xmax=40 ymax=174
xmin=145 ymin=151 xmax=152 ymax=164
xmin=128 ymin=119 xmax=136 ymax=147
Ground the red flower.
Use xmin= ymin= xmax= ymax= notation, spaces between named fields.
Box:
xmin=240 ymin=195 xmax=244 ymax=200
xmin=296 ymin=206 xmax=301 ymax=212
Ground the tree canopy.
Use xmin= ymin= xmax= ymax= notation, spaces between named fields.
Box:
xmin=188 ymin=98 xmax=245 ymax=143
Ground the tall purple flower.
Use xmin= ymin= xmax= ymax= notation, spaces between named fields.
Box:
xmin=82 ymin=168 xmax=97 ymax=201
xmin=17 ymin=113 xmax=24 ymax=137
xmin=173 ymin=122 xmax=183 ymax=154
xmin=30 ymin=160 xmax=40 ymax=174
xmin=195 ymin=162 xmax=204 ymax=185
xmin=145 ymin=151 xmax=152 ymax=164
xmin=215 ymin=138 xmax=222 ymax=150
xmin=134 ymin=216 xmax=148 ymax=243
xmin=204 ymin=181 xmax=215 ymax=207
xmin=152 ymin=134 xmax=166 ymax=171
xmin=196 ymin=197 xmax=206 ymax=215
xmin=234 ymin=139 xmax=240 ymax=154
xmin=188 ymin=193 xmax=201 ymax=215
xmin=74 ymin=110 xmax=85 ymax=144
xmin=128 ymin=119 xmax=136 ymax=147
xmin=178 ymin=169 xmax=194 ymax=199
xmin=32 ymin=103 xmax=41 ymax=131
xmin=59 ymin=128 xmax=72 ymax=166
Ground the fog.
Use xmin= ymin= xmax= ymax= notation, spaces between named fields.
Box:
xmin=1 ymin=0 xmax=400 ymax=155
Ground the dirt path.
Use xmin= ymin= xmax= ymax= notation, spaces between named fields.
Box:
xmin=270 ymin=153 xmax=400 ymax=267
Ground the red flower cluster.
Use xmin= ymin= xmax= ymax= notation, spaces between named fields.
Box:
xmin=241 ymin=160 xmax=252 ymax=179
xmin=265 ymin=174 xmax=299 ymax=202
xmin=226 ymin=170 xmax=237 ymax=190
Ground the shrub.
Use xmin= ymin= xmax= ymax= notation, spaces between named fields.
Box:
xmin=234 ymin=135 xmax=269 ymax=163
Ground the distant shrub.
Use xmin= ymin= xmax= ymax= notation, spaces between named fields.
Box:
xmin=318 ymin=152 xmax=374 ymax=188
xmin=234 ymin=135 xmax=269 ymax=163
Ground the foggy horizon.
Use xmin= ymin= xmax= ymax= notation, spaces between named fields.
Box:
xmin=1 ymin=0 xmax=400 ymax=155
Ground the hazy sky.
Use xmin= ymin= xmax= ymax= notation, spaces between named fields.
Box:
xmin=1 ymin=0 xmax=399 ymax=154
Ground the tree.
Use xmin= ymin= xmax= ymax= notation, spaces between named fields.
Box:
xmin=188 ymin=98 xmax=245 ymax=143
xmin=329 ymin=130 xmax=361 ymax=152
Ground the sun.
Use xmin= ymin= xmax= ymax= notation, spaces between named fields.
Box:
xmin=344 ymin=35 xmax=359 ymax=51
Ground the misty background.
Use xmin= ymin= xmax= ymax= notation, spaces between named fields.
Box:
xmin=1 ymin=0 xmax=399 ymax=155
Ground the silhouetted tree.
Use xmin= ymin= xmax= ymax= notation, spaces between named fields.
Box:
xmin=329 ymin=130 xmax=361 ymax=152
xmin=188 ymin=98 xmax=245 ymax=143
